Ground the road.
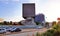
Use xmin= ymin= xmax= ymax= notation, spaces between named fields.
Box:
xmin=5 ymin=28 xmax=47 ymax=36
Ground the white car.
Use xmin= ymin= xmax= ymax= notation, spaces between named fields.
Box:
xmin=5 ymin=27 xmax=12 ymax=32
xmin=0 ymin=28 xmax=6 ymax=34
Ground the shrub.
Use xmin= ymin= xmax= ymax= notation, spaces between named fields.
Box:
xmin=52 ymin=21 xmax=57 ymax=26
xmin=36 ymin=32 xmax=41 ymax=36
xmin=36 ymin=24 xmax=60 ymax=36
xmin=36 ymin=22 xmax=41 ymax=25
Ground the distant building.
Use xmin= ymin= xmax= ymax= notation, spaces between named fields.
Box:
xmin=34 ymin=14 xmax=45 ymax=24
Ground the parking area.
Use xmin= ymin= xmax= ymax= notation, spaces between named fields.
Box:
xmin=0 ymin=25 xmax=46 ymax=36
xmin=0 ymin=28 xmax=47 ymax=36
xmin=0 ymin=25 xmax=44 ymax=34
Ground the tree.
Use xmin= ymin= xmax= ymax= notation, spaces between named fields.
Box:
xmin=3 ymin=21 xmax=8 ymax=25
xmin=45 ymin=22 xmax=49 ymax=28
xmin=52 ymin=21 xmax=57 ymax=26
xmin=18 ymin=21 xmax=23 ymax=25
xmin=9 ymin=21 xmax=12 ymax=25
xmin=57 ymin=21 xmax=60 ymax=24
xmin=0 ymin=22 xmax=3 ymax=25
xmin=35 ymin=22 xmax=40 ymax=25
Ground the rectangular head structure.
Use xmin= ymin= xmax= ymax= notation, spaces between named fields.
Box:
xmin=22 ymin=3 xmax=35 ymax=19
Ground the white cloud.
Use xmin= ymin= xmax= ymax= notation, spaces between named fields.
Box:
xmin=4 ymin=16 xmax=24 ymax=22
xmin=11 ymin=0 xmax=20 ymax=2
xmin=29 ymin=0 xmax=60 ymax=22
xmin=41 ymin=0 xmax=60 ymax=22
xmin=3 ymin=0 xmax=60 ymax=22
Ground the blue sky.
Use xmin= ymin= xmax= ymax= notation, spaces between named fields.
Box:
xmin=0 ymin=0 xmax=29 ymax=22
xmin=0 ymin=0 xmax=60 ymax=22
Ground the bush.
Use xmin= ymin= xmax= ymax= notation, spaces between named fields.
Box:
xmin=36 ymin=22 xmax=41 ymax=25
xmin=52 ymin=21 xmax=57 ymax=26
xmin=36 ymin=32 xmax=41 ymax=36
xmin=52 ymin=24 xmax=60 ymax=32
xmin=45 ymin=22 xmax=49 ymax=28
xmin=36 ymin=24 xmax=60 ymax=36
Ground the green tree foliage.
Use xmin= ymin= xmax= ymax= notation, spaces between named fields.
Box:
xmin=36 ymin=22 xmax=41 ymax=25
xmin=18 ymin=21 xmax=23 ymax=25
xmin=36 ymin=24 xmax=60 ymax=36
xmin=45 ymin=22 xmax=49 ymax=27
xmin=3 ymin=21 xmax=8 ymax=25
xmin=9 ymin=21 xmax=12 ymax=25
xmin=0 ymin=22 xmax=3 ymax=25
xmin=36 ymin=32 xmax=41 ymax=36
xmin=52 ymin=21 xmax=57 ymax=26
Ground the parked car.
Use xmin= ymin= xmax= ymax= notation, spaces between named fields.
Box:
xmin=5 ymin=27 xmax=12 ymax=32
xmin=9 ymin=27 xmax=21 ymax=32
xmin=0 ymin=28 xmax=6 ymax=34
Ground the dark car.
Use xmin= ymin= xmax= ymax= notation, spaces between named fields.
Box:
xmin=0 ymin=28 xmax=6 ymax=34
xmin=10 ymin=27 xmax=21 ymax=32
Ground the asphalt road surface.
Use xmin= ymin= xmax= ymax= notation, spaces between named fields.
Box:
xmin=5 ymin=28 xmax=47 ymax=36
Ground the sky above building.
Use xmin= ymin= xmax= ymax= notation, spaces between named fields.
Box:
xmin=0 ymin=0 xmax=60 ymax=22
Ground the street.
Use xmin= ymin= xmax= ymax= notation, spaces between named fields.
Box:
xmin=5 ymin=28 xmax=47 ymax=36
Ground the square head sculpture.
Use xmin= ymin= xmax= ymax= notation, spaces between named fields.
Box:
xmin=22 ymin=3 xmax=35 ymax=19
